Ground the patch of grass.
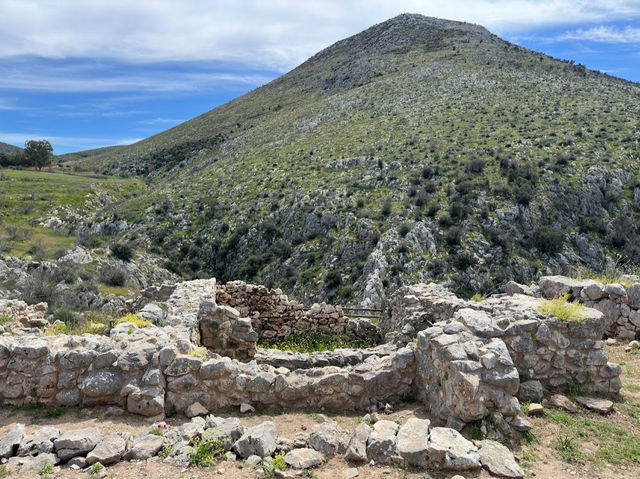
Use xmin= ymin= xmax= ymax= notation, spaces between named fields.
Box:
xmin=189 ymin=435 xmax=228 ymax=468
xmin=470 ymin=293 xmax=487 ymax=302
xmin=149 ymin=425 xmax=165 ymax=436
xmin=188 ymin=346 xmax=207 ymax=358
xmin=38 ymin=462 xmax=55 ymax=477
xmin=89 ymin=463 xmax=104 ymax=476
xmin=554 ymin=435 xmax=582 ymax=462
xmin=0 ymin=315 xmax=12 ymax=325
xmin=258 ymin=332 xmax=373 ymax=353
xmin=0 ymin=465 xmax=7 ymax=478
xmin=538 ymin=294 xmax=588 ymax=322
xmin=114 ymin=313 xmax=151 ymax=328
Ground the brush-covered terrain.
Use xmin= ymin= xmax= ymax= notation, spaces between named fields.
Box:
xmin=62 ymin=14 xmax=640 ymax=306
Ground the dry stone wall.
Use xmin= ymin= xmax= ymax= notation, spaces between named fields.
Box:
xmin=216 ymin=281 xmax=350 ymax=339
xmin=540 ymin=275 xmax=640 ymax=340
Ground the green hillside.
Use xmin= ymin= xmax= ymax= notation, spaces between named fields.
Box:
xmin=69 ymin=14 xmax=640 ymax=304
xmin=0 ymin=141 xmax=22 ymax=155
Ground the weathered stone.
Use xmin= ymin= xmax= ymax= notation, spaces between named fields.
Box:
xmin=185 ymin=402 xmax=208 ymax=418
xmin=240 ymin=403 xmax=255 ymax=414
xmin=344 ymin=423 xmax=370 ymax=462
xmin=233 ymin=421 xmax=277 ymax=458
xmin=478 ymin=440 xmax=524 ymax=478
xmin=86 ymin=433 xmax=128 ymax=465
xmin=309 ymin=422 xmax=342 ymax=457
xmin=366 ymin=420 xmax=399 ymax=463
xmin=517 ymin=380 xmax=544 ymax=403
xmin=125 ymin=433 xmax=164 ymax=460
xmin=0 ymin=423 xmax=25 ymax=458
xmin=426 ymin=427 xmax=480 ymax=471
xmin=628 ymin=284 xmax=640 ymax=309
xmin=81 ymin=371 xmax=124 ymax=397
xmin=396 ymin=418 xmax=430 ymax=467
xmin=17 ymin=426 xmax=59 ymax=456
xmin=54 ymin=427 xmax=102 ymax=461
xmin=545 ymin=394 xmax=578 ymax=413
xmin=575 ymin=396 xmax=614 ymax=414
xmin=284 ymin=448 xmax=323 ymax=469
xmin=527 ymin=403 xmax=544 ymax=416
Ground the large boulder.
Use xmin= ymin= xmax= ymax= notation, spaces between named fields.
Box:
xmin=344 ymin=423 xmax=370 ymax=462
xmin=124 ymin=433 xmax=164 ymax=460
xmin=478 ymin=440 xmax=524 ymax=478
xmin=426 ymin=427 xmax=481 ymax=471
xmin=396 ymin=418 xmax=430 ymax=467
xmin=54 ymin=427 xmax=102 ymax=461
xmin=366 ymin=420 xmax=399 ymax=463
xmin=17 ymin=427 xmax=59 ymax=457
xmin=233 ymin=421 xmax=277 ymax=458
xmin=86 ymin=433 xmax=129 ymax=465
xmin=284 ymin=448 xmax=323 ymax=469
xmin=0 ymin=424 xmax=25 ymax=458
xmin=308 ymin=422 xmax=342 ymax=457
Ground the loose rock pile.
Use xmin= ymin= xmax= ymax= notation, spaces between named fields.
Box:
xmin=0 ymin=414 xmax=524 ymax=478
xmin=0 ymin=299 xmax=48 ymax=330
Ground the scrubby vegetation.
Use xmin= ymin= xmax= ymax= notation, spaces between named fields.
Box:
xmin=58 ymin=15 xmax=640 ymax=303
xmin=258 ymin=332 xmax=374 ymax=353
xmin=538 ymin=294 xmax=588 ymax=322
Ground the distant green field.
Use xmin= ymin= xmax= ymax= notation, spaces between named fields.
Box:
xmin=0 ymin=168 xmax=146 ymax=259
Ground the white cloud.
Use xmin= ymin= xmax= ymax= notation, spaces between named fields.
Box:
xmin=559 ymin=25 xmax=640 ymax=43
xmin=1 ymin=1 xmax=639 ymax=70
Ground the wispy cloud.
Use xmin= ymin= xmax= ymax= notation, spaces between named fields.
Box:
xmin=559 ymin=25 xmax=640 ymax=43
xmin=1 ymin=1 xmax=640 ymax=70
xmin=139 ymin=117 xmax=184 ymax=126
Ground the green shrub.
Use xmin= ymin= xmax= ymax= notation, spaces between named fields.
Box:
xmin=533 ymin=227 xmax=564 ymax=254
xmin=110 ymin=242 xmax=133 ymax=261
xmin=554 ymin=435 xmax=582 ymax=462
xmin=538 ymin=294 xmax=587 ymax=322
xmin=189 ymin=435 xmax=227 ymax=467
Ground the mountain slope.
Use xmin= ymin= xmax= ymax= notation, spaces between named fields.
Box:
xmin=0 ymin=141 xmax=22 ymax=155
xmin=71 ymin=14 xmax=640 ymax=305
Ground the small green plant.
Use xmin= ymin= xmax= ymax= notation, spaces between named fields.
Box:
xmin=310 ymin=412 xmax=324 ymax=423
xmin=188 ymin=346 xmax=206 ymax=358
xmin=189 ymin=435 xmax=227 ymax=467
xmin=44 ymin=406 xmax=66 ymax=418
xmin=566 ymin=380 xmax=583 ymax=397
xmin=470 ymin=424 xmax=483 ymax=440
xmin=149 ymin=425 xmax=165 ymax=436
xmin=271 ymin=451 xmax=287 ymax=471
xmin=0 ymin=465 xmax=8 ymax=478
xmin=0 ymin=315 xmax=12 ymax=325
xmin=89 ymin=463 xmax=104 ymax=475
xmin=38 ymin=462 xmax=55 ymax=477
xmin=520 ymin=402 xmax=530 ymax=415
xmin=470 ymin=293 xmax=487 ymax=302
xmin=554 ymin=435 xmax=582 ymax=462
xmin=159 ymin=445 xmax=173 ymax=458
xmin=257 ymin=332 xmax=373 ymax=353
xmin=538 ymin=294 xmax=587 ymax=322
xmin=166 ymin=405 xmax=177 ymax=418
xmin=115 ymin=313 xmax=151 ymax=328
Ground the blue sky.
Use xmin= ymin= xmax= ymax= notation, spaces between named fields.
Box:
xmin=1 ymin=1 xmax=640 ymax=154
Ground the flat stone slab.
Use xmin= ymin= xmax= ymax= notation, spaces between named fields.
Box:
xmin=233 ymin=421 xmax=277 ymax=458
xmin=54 ymin=427 xmax=102 ymax=461
xmin=479 ymin=440 xmax=524 ymax=478
xmin=575 ymin=396 xmax=614 ymax=414
xmin=366 ymin=420 xmax=399 ymax=463
xmin=545 ymin=394 xmax=578 ymax=413
xmin=284 ymin=448 xmax=323 ymax=469
xmin=426 ymin=427 xmax=481 ymax=471
xmin=396 ymin=418 xmax=430 ymax=466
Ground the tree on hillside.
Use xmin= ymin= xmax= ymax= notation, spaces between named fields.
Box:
xmin=24 ymin=140 xmax=53 ymax=170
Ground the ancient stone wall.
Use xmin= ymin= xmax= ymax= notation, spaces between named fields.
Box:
xmin=540 ymin=275 xmax=640 ymax=340
xmin=216 ymin=281 xmax=349 ymax=339
xmin=0 ymin=320 xmax=415 ymax=416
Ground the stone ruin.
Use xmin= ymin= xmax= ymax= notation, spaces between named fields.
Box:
xmin=0 ymin=274 xmax=631 ymax=476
